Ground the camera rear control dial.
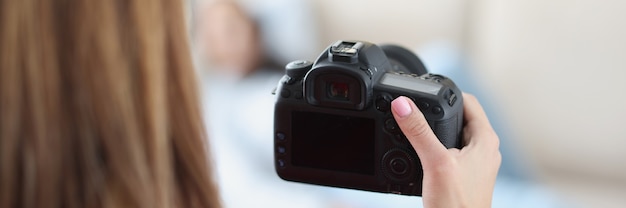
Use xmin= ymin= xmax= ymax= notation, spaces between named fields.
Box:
xmin=382 ymin=149 xmax=419 ymax=183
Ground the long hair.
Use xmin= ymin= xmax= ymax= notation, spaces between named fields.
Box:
xmin=0 ymin=0 xmax=220 ymax=207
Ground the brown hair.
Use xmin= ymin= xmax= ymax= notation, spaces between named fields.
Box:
xmin=0 ymin=0 xmax=220 ymax=207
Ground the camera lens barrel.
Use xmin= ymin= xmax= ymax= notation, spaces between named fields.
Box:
xmin=380 ymin=44 xmax=428 ymax=75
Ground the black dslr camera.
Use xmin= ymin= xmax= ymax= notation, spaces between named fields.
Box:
xmin=273 ymin=40 xmax=463 ymax=196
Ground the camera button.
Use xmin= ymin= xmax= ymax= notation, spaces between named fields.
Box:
xmin=360 ymin=66 xmax=373 ymax=77
xmin=294 ymin=91 xmax=303 ymax=99
xmin=417 ymin=101 xmax=430 ymax=110
xmin=376 ymin=96 xmax=391 ymax=112
xmin=280 ymin=89 xmax=291 ymax=98
xmin=382 ymin=149 xmax=416 ymax=182
xmin=276 ymin=132 xmax=286 ymax=141
xmin=393 ymin=134 xmax=408 ymax=144
xmin=277 ymin=145 xmax=286 ymax=155
xmin=390 ymin=158 xmax=409 ymax=175
xmin=432 ymin=106 xmax=442 ymax=114
xmin=277 ymin=159 xmax=286 ymax=168
xmin=385 ymin=119 xmax=400 ymax=134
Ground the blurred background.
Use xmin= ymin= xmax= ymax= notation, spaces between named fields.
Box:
xmin=192 ymin=0 xmax=626 ymax=207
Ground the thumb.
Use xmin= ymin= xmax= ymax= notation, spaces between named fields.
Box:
xmin=391 ymin=96 xmax=448 ymax=165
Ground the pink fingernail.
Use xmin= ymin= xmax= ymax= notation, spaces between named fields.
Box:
xmin=392 ymin=97 xmax=412 ymax=118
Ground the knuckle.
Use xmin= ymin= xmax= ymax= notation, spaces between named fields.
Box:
xmin=404 ymin=118 xmax=432 ymax=140
xmin=494 ymin=151 xmax=503 ymax=167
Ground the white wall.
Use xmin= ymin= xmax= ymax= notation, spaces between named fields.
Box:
xmin=312 ymin=0 xmax=468 ymax=50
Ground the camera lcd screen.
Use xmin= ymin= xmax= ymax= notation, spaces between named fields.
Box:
xmin=291 ymin=112 xmax=375 ymax=175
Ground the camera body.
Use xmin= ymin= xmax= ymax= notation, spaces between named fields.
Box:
xmin=273 ymin=40 xmax=463 ymax=196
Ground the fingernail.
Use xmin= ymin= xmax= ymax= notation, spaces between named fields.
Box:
xmin=392 ymin=97 xmax=413 ymax=118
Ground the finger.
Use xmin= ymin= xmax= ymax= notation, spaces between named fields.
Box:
xmin=462 ymin=93 xmax=499 ymax=148
xmin=391 ymin=96 xmax=448 ymax=163
xmin=462 ymin=93 xmax=490 ymax=129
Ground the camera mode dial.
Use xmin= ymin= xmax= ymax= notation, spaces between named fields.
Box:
xmin=285 ymin=60 xmax=313 ymax=81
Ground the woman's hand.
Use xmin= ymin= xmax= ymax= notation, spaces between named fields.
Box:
xmin=391 ymin=93 xmax=501 ymax=208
